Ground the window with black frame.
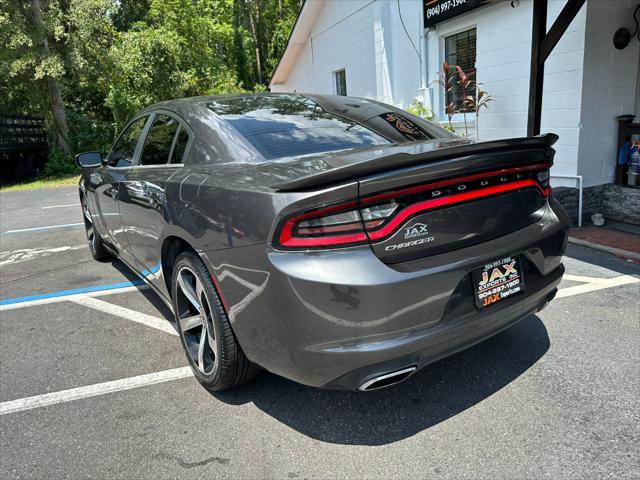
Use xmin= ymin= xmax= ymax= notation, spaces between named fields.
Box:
xmin=139 ymin=114 xmax=180 ymax=166
xmin=108 ymin=116 xmax=148 ymax=167
xmin=445 ymin=28 xmax=476 ymax=112
xmin=334 ymin=69 xmax=347 ymax=96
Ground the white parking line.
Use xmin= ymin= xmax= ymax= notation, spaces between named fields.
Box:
xmin=70 ymin=295 xmax=177 ymax=336
xmin=0 ymin=367 xmax=192 ymax=415
xmin=41 ymin=203 xmax=80 ymax=209
xmin=0 ymin=271 xmax=636 ymax=417
xmin=556 ymin=274 xmax=639 ymax=298
xmin=562 ymin=274 xmax=612 ymax=283
xmin=1 ymin=223 xmax=84 ymax=235
xmin=0 ymin=284 xmax=148 ymax=311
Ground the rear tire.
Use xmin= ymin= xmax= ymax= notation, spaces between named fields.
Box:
xmin=81 ymin=194 xmax=112 ymax=262
xmin=171 ymin=251 xmax=259 ymax=391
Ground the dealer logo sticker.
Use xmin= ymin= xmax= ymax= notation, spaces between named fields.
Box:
xmin=404 ymin=222 xmax=429 ymax=239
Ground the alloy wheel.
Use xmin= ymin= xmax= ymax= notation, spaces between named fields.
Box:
xmin=175 ymin=266 xmax=217 ymax=375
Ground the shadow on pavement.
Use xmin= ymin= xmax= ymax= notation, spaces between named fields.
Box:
xmin=213 ymin=314 xmax=549 ymax=446
xmin=110 ymin=259 xmax=176 ymax=321
xmin=565 ymin=244 xmax=640 ymax=276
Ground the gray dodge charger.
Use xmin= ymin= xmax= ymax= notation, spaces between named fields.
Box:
xmin=76 ymin=93 xmax=569 ymax=391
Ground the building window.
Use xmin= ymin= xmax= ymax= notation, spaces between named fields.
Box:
xmin=334 ymin=69 xmax=347 ymax=96
xmin=445 ymin=28 xmax=476 ymax=112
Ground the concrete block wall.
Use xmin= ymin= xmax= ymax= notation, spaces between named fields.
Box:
xmin=554 ymin=184 xmax=640 ymax=226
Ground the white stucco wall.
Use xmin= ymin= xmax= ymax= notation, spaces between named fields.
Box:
xmin=272 ymin=0 xmax=640 ymax=187
xmin=271 ymin=0 xmax=425 ymax=106
xmin=577 ymin=0 xmax=639 ymax=187
xmin=426 ymin=0 xmax=588 ymax=183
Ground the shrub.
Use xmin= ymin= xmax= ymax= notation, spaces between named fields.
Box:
xmin=44 ymin=148 xmax=78 ymax=177
xmin=406 ymin=99 xmax=433 ymax=120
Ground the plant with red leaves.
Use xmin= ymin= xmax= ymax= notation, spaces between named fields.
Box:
xmin=455 ymin=65 xmax=476 ymax=136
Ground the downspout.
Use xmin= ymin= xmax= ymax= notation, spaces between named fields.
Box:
xmin=417 ymin=9 xmax=430 ymax=110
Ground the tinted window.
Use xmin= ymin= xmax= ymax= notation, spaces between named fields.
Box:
xmin=207 ymin=95 xmax=389 ymax=160
xmin=108 ymin=116 xmax=147 ymax=167
xmin=206 ymin=95 xmax=454 ymax=162
xmin=139 ymin=114 xmax=180 ymax=166
xmin=170 ymin=126 xmax=189 ymax=164
xmin=378 ymin=112 xmax=431 ymax=142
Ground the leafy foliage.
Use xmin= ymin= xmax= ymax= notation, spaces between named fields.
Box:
xmin=432 ymin=62 xmax=458 ymax=131
xmin=433 ymin=62 xmax=494 ymax=139
xmin=43 ymin=148 xmax=77 ymax=177
xmin=0 ymin=0 xmax=301 ymax=160
xmin=406 ymin=99 xmax=433 ymax=121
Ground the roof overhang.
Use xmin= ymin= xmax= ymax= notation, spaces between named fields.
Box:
xmin=269 ymin=0 xmax=324 ymax=88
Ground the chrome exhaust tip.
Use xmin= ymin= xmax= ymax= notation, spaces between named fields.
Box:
xmin=358 ymin=366 xmax=417 ymax=391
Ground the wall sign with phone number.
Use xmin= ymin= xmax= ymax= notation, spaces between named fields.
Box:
xmin=423 ymin=0 xmax=489 ymax=28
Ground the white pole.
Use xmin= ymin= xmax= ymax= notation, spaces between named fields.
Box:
xmin=551 ymin=174 xmax=583 ymax=227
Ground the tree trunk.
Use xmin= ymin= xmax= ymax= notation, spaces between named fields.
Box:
xmin=31 ymin=0 xmax=72 ymax=155
xmin=247 ymin=5 xmax=263 ymax=84
xmin=46 ymin=78 xmax=71 ymax=154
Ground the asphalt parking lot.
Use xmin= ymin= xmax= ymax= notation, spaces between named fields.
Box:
xmin=1 ymin=185 xmax=639 ymax=479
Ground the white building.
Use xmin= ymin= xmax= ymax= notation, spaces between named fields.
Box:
xmin=270 ymin=0 xmax=640 ymax=224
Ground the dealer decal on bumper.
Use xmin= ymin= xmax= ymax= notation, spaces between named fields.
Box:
xmin=473 ymin=256 xmax=525 ymax=308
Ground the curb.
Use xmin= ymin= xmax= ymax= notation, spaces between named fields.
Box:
xmin=568 ymin=237 xmax=640 ymax=261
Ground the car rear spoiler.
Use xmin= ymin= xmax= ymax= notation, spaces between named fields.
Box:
xmin=271 ymin=133 xmax=558 ymax=192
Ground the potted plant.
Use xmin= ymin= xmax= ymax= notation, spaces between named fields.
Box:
xmin=455 ymin=65 xmax=475 ymax=136
xmin=465 ymin=83 xmax=494 ymax=140
xmin=433 ymin=62 xmax=459 ymax=131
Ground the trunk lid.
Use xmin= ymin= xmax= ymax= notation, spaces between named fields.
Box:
xmin=271 ymin=135 xmax=555 ymax=263
xmin=356 ymin=145 xmax=553 ymax=263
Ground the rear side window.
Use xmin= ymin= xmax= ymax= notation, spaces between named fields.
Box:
xmin=139 ymin=114 xmax=180 ymax=166
xmin=170 ymin=127 xmax=189 ymax=164
xmin=108 ymin=116 xmax=148 ymax=167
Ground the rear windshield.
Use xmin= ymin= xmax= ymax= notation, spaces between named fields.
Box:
xmin=207 ymin=95 xmax=433 ymax=161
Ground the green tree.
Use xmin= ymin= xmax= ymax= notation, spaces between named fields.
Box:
xmin=0 ymin=0 xmax=301 ymax=160
xmin=0 ymin=0 xmax=72 ymax=154
xmin=0 ymin=0 xmax=118 ymax=154
xmin=232 ymin=0 xmax=300 ymax=89
xmin=105 ymin=0 xmax=244 ymax=127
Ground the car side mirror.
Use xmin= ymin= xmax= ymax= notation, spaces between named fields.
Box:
xmin=75 ymin=151 xmax=102 ymax=168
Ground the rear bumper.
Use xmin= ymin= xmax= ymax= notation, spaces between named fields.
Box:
xmin=207 ymin=199 xmax=569 ymax=390
xmin=325 ymin=268 xmax=561 ymax=390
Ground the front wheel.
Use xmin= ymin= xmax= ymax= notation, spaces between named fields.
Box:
xmin=171 ymin=251 xmax=259 ymax=391
xmin=81 ymin=194 xmax=112 ymax=262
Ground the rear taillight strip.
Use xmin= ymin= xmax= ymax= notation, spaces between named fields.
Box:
xmin=360 ymin=163 xmax=551 ymax=205
xmin=367 ymin=179 xmax=549 ymax=241
xmin=275 ymin=165 xmax=551 ymax=250
xmin=279 ymin=230 xmax=367 ymax=248
xmin=278 ymin=200 xmax=369 ymax=248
